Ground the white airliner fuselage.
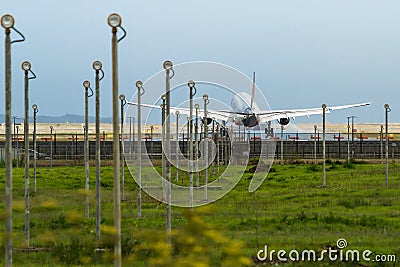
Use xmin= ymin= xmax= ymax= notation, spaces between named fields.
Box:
xmin=231 ymin=92 xmax=261 ymax=127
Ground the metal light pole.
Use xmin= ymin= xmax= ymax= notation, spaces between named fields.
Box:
xmin=188 ymin=80 xmax=195 ymax=207
xmin=119 ymin=94 xmax=126 ymax=201
xmin=135 ymin=80 xmax=144 ymax=218
xmin=16 ymin=125 xmax=20 ymax=164
xmin=212 ymin=118 xmax=215 ymax=176
xmin=229 ymin=125 xmax=233 ymax=163
xmin=347 ymin=116 xmax=351 ymax=164
xmin=322 ymin=104 xmax=326 ymax=187
xmin=163 ymin=60 xmax=173 ymax=242
xmin=150 ymin=125 xmax=154 ymax=160
xmin=194 ymin=103 xmax=200 ymax=186
xmin=21 ymin=60 xmax=35 ymax=248
xmin=314 ymin=125 xmax=317 ymax=164
xmin=83 ymin=80 xmax=93 ymax=218
xmin=50 ymin=126 xmax=53 ymax=168
xmin=187 ymin=117 xmax=190 ymax=173
xmin=216 ymin=122 xmax=220 ymax=173
xmin=187 ymin=117 xmax=190 ymax=160
xmin=132 ymin=117 xmax=135 ymax=156
xmin=222 ymin=120 xmax=226 ymax=165
xmin=338 ymin=131 xmax=342 ymax=158
xmin=161 ymin=95 xmax=166 ymax=193
xmin=225 ymin=123 xmax=229 ymax=164
xmin=93 ymin=60 xmax=104 ymax=241
xmin=280 ymin=125 xmax=284 ymax=160
xmin=3 ymin=14 xmax=25 ymax=265
xmin=107 ymin=13 xmax=126 ymax=267
xmin=175 ymin=111 xmax=180 ymax=182
xmin=53 ymin=130 xmax=57 ymax=160
xmin=128 ymin=116 xmax=134 ymax=156
xmin=350 ymin=116 xmax=358 ymax=158
xmin=384 ymin=104 xmax=391 ymax=187
xmin=203 ymin=94 xmax=209 ymax=201
xmin=13 ymin=116 xmax=18 ymax=166
xmin=380 ymin=125 xmax=384 ymax=164
xmin=32 ymin=104 xmax=38 ymax=193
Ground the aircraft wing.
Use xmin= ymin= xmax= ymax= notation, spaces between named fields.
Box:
xmin=257 ymin=102 xmax=371 ymax=122
xmin=126 ymin=102 xmax=231 ymax=121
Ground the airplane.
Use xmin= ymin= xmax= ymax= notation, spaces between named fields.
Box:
xmin=127 ymin=72 xmax=371 ymax=129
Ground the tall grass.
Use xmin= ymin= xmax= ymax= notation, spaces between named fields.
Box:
xmin=0 ymin=162 xmax=399 ymax=266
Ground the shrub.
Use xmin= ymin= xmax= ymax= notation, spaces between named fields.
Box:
xmin=306 ymin=163 xmax=319 ymax=172
xmin=343 ymin=161 xmax=355 ymax=169
xmin=248 ymin=157 xmax=260 ymax=165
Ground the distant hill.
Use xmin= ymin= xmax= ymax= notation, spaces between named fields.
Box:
xmin=0 ymin=113 xmax=112 ymax=124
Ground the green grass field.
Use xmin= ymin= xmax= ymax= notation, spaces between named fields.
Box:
xmin=0 ymin=160 xmax=399 ymax=266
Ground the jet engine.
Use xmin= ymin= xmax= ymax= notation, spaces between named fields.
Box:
xmin=201 ymin=117 xmax=213 ymax=125
xmin=242 ymin=115 xmax=259 ymax=128
xmin=277 ymin=117 xmax=290 ymax=126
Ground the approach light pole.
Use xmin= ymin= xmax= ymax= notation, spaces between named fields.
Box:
xmin=119 ymin=94 xmax=126 ymax=201
xmin=187 ymin=116 xmax=190 ymax=171
xmin=16 ymin=125 xmax=20 ymax=164
xmin=346 ymin=116 xmax=351 ymax=164
xmin=280 ymin=125 xmax=284 ymax=160
xmin=222 ymin=120 xmax=226 ymax=165
xmin=3 ymin=14 xmax=25 ymax=265
xmin=175 ymin=111 xmax=180 ymax=182
xmin=203 ymin=94 xmax=209 ymax=201
xmin=380 ymin=125 xmax=384 ymax=164
xmin=32 ymin=104 xmax=38 ymax=193
xmin=161 ymin=96 xmax=170 ymax=232
xmin=194 ymin=103 xmax=200 ymax=186
xmin=150 ymin=125 xmax=154 ymax=159
xmin=212 ymin=118 xmax=216 ymax=176
xmin=163 ymin=60 xmax=173 ymax=242
xmin=216 ymin=122 xmax=220 ymax=173
xmin=188 ymin=80 xmax=195 ymax=207
xmin=313 ymin=125 xmax=317 ymax=164
xmin=161 ymin=95 xmax=166 ymax=194
xmin=93 ymin=60 xmax=104 ymax=241
xmin=13 ymin=116 xmax=20 ymax=166
xmin=50 ymin=126 xmax=53 ymax=168
xmin=384 ymin=104 xmax=391 ymax=187
xmin=135 ymin=80 xmax=144 ymax=218
xmin=349 ymin=115 xmax=358 ymax=158
xmin=322 ymin=104 xmax=326 ymax=187
xmin=83 ymin=80 xmax=93 ymax=218
xmin=22 ymin=60 xmax=36 ymax=248
xmin=127 ymin=116 xmax=134 ymax=156
xmin=224 ymin=121 xmax=231 ymax=166
xmin=108 ymin=13 xmax=126 ymax=266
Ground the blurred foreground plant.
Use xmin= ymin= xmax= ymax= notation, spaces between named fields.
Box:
xmin=134 ymin=207 xmax=252 ymax=267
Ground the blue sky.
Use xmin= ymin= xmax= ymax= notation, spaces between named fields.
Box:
xmin=1 ymin=0 xmax=399 ymax=124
